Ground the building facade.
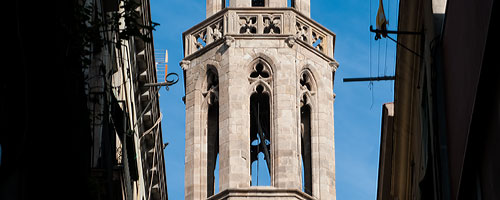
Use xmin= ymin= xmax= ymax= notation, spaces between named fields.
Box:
xmin=85 ymin=0 xmax=169 ymax=199
xmin=1 ymin=0 xmax=168 ymax=199
xmin=181 ymin=0 xmax=339 ymax=199
xmin=377 ymin=0 xmax=499 ymax=199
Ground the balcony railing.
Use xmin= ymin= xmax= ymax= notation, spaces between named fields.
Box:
xmin=183 ymin=8 xmax=336 ymax=59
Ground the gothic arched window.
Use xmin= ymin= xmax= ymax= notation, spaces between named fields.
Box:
xmin=204 ymin=66 xmax=219 ymax=197
xmin=299 ymin=69 xmax=316 ymax=195
xmin=248 ymin=60 xmax=273 ymax=186
xmin=300 ymin=103 xmax=312 ymax=195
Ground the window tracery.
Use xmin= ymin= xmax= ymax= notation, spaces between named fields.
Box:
xmin=239 ymin=16 xmax=257 ymax=34
xmin=263 ymin=15 xmax=281 ymax=34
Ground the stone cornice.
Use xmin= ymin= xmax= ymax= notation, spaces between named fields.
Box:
xmin=207 ymin=187 xmax=317 ymax=200
xmin=181 ymin=34 xmax=335 ymax=63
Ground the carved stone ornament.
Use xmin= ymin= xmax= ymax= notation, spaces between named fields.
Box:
xmin=238 ymin=16 xmax=257 ymax=34
xmin=225 ymin=35 xmax=235 ymax=47
xmin=180 ymin=60 xmax=191 ymax=71
xmin=286 ymin=36 xmax=296 ymax=48
xmin=263 ymin=15 xmax=281 ymax=34
xmin=329 ymin=60 xmax=339 ymax=72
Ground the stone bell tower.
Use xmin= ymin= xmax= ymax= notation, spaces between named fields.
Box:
xmin=181 ymin=0 xmax=339 ymax=199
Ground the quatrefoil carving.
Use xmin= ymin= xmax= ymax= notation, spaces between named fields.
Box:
xmin=263 ymin=16 xmax=281 ymax=34
xmin=239 ymin=16 xmax=257 ymax=34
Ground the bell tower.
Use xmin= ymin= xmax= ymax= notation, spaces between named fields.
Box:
xmin=181 ymin=0 xmax=339 ymax=199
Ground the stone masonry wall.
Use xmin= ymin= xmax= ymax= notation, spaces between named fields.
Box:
xmin=184 ymin=35 xmax=336 ymax=199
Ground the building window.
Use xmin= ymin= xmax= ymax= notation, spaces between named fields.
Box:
xmin=299 ymin=70 xmax=315 ymax=195
xmin=250 ymin=85 xmax=271 ymax=186
xmin=248 ymin=60 xmax=273 ymax=186
xmin=205 ymin=67 xmax=219 ymax=197
xmin=252 ymin=0 xmax=265 ymax=7
xmin=300 ymin=102 xmax=312 ymax=195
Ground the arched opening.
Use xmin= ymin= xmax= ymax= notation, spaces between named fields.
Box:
xmin=300 ymin=102 xmax=312 ymax=195
xmin=250 ymin=85 xmax=271 ymax=186
xmin=299 ymin=70 xmax=315 ymax=195
xmin=205 ymin=68 xmax=219 ymax=197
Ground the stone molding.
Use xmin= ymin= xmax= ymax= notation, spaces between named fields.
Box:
xmin=329 ymin=60 xmax=339 ymax=72
xmin=286 ymin=35 xmax=297 ymax=47
xmin=225 ymin=35 xmax=235 ymax=46
xmin=180 ymin=60 xmax=191 ymax=71
xmin=207 ymin=187 xmax=317 ymax=200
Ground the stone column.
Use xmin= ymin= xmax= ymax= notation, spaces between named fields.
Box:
xmin=315 ymin=63 xmax=336 ymax=199
xmin=219 ymin=46 xmax=252 ymax=191
xmin=273 ymin=51 xmax=301 ymax=190
xmin=184 ymin=62 xmax=205 ymax=200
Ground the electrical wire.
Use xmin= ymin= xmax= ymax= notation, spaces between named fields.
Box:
xmin=369 ymin=0 xmax=372 ymax=80
xmin=140 ymin=113 xmax=163 ymax=139
xmin=369 ymin=0 xmax=375 ymax=109
xmin=387 ymin=35 xmax=422 ymax=57
xmin=385 ymin=0 xmax=390 ymax=76
xmin=378 ymin=39 xmax=381 ymax=77
xmin=385 ymin=34 xmax=388 ymax=76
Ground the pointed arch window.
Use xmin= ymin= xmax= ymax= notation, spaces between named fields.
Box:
xmin=204 ymin=66 xmax=219 ymax=197
xmin=250 ymin=85 xmax=271 ymax=186
xmin=248 ymin=59 xmax=273 ymax=186
xmin=299 ymin=69 xmax=315 ymax=195
xmin=300 ymin=98 xmax=312 ymax=195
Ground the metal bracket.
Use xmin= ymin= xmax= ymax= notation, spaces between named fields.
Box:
xmin=142 ymin=73 xmax=180 ymax=91
xmin=343 ymin=76 xmax=395 ymax=82
xmin=370 ymin=25 xmax=423 ymax=57
xmin=370 ymin=25 xmax=423 ymax=40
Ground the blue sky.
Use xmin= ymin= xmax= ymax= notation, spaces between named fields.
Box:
xmin=151 ymin=0 xmax=399 ymax=199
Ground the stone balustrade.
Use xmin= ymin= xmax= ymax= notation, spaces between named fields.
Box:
xmin=183 ymin=8 xmax=335 ymax=59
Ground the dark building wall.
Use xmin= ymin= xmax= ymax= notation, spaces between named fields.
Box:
xmin=376 ymin=0 xmax=499 ymax=199
xmin=377 ymin=103 xmax=394 ymax=200
xmin=2 ymin=0 xmax=168 ymax=199
xmin=1 ymin=1 xmax=92 ymax=199
xmin=458 ymin=2 xmax=500 ymax=199
xmin=440 ymin=0 xmax=495 ymax=198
